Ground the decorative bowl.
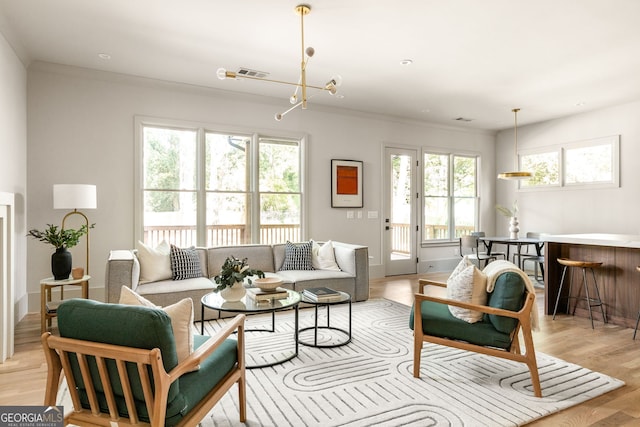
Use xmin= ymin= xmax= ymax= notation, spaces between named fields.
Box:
xmin=253 ymin=277 xmax=283 ymax=291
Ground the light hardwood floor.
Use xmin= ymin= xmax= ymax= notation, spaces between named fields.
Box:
xmin=1 ymin=275 xmax=639 ymax=426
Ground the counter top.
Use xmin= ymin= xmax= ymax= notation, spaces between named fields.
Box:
xmin=543 ymin=233 xmax=640 ymax=248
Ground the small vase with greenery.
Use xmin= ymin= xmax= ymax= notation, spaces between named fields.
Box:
xmin=213 ymin=256 xmax=265 ymax=292
xmin=28 ymin=223 xmax=93 ymax=279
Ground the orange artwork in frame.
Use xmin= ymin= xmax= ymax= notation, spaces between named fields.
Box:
xmin=331 ymin=159 xmax=363 ymax=207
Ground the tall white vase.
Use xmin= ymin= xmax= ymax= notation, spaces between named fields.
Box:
xmin=509 ymin=216 xmax=520 ymax=240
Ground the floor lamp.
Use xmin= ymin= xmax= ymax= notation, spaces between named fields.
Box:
xmin=53 ymin=184 xmax=97 ymax=275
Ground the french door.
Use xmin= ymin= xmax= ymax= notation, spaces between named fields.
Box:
xmin=383 ymin=147 xmax=418 ymax=276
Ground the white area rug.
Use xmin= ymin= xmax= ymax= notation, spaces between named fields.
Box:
xmin=58 ymin=299 xmax=624 ymax=426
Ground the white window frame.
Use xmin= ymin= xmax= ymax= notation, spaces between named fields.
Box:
xmin=134 ymin=116 xmax=308 ymax=246
xmin=518 ymin=135 xmax=620 ymax=191
xmin=422 ymin=148 xmax=480 ymax=244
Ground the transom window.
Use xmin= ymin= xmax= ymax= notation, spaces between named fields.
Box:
xmin=423 ymin=152 xmax=479 ymax=242
xmin=136 ymin=118 xmax=305 ymax=247
xmin=519 ymin=135 xmax=619 ymax=190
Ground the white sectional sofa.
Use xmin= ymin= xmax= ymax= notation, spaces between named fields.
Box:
xmin=105 ymin=241 xmax=369 ymax=321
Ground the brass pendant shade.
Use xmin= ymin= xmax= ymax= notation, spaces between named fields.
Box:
xmin=498 ymin=108 xmax=532 ymax=180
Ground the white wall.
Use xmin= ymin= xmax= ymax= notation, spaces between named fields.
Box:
xmin=496 ymin=101 xmax=640 ymax=236
xmin=25 ymin=62 xmax=496 ymax=311
xmin=0 ymin=29 xmax=27 ymax=320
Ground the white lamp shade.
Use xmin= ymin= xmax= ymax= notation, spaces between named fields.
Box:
xmin=53 ymin=184 xmax=97 ymax=210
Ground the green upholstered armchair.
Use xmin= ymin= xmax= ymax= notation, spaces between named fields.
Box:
xmin=410 ymin=271 xmax=542 ymax=397
xmin=42 ymin=299 xmax=246 ymax=426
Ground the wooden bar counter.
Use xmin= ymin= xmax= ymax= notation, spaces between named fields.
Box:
xmin=544 ymin=233 xmax=640 ymax=328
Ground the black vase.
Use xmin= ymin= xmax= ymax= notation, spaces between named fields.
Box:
xmin=51 ymin=247 xmax=72 ymax=280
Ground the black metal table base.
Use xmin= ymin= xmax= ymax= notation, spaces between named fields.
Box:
xmin=299 ymin=299 xmax=351 ymax=348
xmin=200 ymin=305 xmax=299 ymax=369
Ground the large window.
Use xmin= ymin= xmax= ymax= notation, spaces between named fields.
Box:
xmin=423 ymin=152 xmax=478 ymax=242
xmin=519 ymin=135 xmax=619 ymax=190
xmin=137 ymin=118 xmax=305 ymax=247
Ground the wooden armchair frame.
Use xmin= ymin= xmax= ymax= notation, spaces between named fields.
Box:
xmin=42 ymin=314 xmax=246 ymax=427
xmin=413 ymin=279 xmax=542 ymax=397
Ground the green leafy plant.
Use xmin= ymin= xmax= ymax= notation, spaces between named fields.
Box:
xmin=213 ymin=256 xmax=265 ymax=292
xmin=495 ymin=200 xmax=519 ymax=217
xmin=28 ymin=223 xmax=94 ymax=249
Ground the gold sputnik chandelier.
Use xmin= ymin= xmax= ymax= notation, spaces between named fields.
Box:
xmin=216 ymin=4 xmax=340 ymax=121
xmin=498 ymin=108 xmax=532 ymax=180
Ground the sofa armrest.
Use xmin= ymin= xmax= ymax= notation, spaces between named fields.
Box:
xmin=105 ymin=250 xmax=140 ymax=303
xmin=333 ymin=242 xmax=369 ymax=301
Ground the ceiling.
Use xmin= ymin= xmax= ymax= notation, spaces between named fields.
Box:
xmin=2 ymin=0 xmax=640 ymax=131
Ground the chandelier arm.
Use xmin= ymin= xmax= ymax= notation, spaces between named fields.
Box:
xmin=232 ymin=74 xmax=330 ymax=91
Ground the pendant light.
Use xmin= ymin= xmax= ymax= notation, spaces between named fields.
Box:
xmin=498 ymin=108 xmax=532 ymax=180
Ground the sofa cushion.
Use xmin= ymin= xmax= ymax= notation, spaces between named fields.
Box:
xmin=485 ymin=271 xmax=526 ymax=334
xmin=446 ymin=257 xmax=488 ymax=323
xmin=136 ymin=240 xmax=172 ymax=284
xmin=208 ymin=245 xmax=275 ymax=275
xmin=280 ymin=241 xmax=314 ymax=271
xmin=170 ymin=245 xmax=203 ymax=280
xmin=311 ymin=240 xmax=341 ymax=271
xmin=119 ymin=286 xmax=194 ymax=365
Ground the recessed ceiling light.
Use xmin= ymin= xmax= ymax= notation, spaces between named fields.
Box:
xmin=98 ymin=53 xmax=111 ymax=60
xmin=421 ymin=109 xmax=431 ymax=113
xmin=574 ymin=101 xmax=585 ymax=107
xmin=400 ymin=59 xmax=413 ymax=66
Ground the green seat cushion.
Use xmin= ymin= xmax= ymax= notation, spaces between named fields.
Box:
xmin=167 ymin=334 xmax=238 ymax=426
xmin=410 ymin=300 xmax=513 ymax=350
xmin=484 ymin=272 xmax=526 ymax=333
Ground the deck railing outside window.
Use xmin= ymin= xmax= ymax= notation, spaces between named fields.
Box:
xmin=144 ymin=224 xmax=301 ymax=247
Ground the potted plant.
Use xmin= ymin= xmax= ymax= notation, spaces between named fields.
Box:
xmin=213 ymin=256 xmax=265 ymax=301
xmin=495 ymin=200 xmax=519 ymax=239
xmin=28 ymin=223 xmax=93 ymax=280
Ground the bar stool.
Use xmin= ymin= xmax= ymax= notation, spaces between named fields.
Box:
xmin=552 ymin=258 xmax=607 ymax=329
xmin=634 ymin=266 xmax=640 ymax=339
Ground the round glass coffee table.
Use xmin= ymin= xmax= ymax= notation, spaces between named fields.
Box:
xmin=200 ymin=289 xmax=301 ymax=369
xmin=299 ymin=290 xmax=352 ymax=348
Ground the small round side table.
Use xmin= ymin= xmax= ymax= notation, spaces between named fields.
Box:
xmin=299 ymin=290 xmax=352 ymax=348
xmin=40 ymin=275 xmax=91 ymax=333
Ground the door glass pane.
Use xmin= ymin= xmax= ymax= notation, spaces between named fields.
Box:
xmin=390 ymin=154 xmax=412 ymax=260
xmin=206 ymin=193 xmax=249 ymax=246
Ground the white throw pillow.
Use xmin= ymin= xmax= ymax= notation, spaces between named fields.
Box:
xmin=136 ymin=240 xmax=172 ymax=284
xmin=311 ymin=240 xmax=341 ymax=271
xmin=119 ymin=286 xmax=194 ymax=365
xmin=446 ymin=257 xmax=488 ymax=323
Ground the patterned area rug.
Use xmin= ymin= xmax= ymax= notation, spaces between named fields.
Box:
xmin=58 ymin=299 xmax=624 ymax=426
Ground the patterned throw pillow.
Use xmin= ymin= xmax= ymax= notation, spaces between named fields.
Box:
xmin=446 ymin=257 xmax=488 ymax=323
xmin=170 ymin=245 xmax=203 ymax=280
xmin=280 ymin=241 xmax=315 ymax=271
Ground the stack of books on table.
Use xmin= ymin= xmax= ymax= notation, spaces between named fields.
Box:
xmin=246 ymin=287 xmax=289 ymax=302
xmin=302 ymin=287 xmax=343 ymax=302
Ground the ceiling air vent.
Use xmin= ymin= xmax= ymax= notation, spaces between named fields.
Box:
xmin=453 ymin=117 xmax=474 ymax=122
xmin=236 ymin=68 xmax=270 ymax=79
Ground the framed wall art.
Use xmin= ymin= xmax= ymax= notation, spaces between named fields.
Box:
xmin=331 ymin=159 xmax=363 ymax=208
